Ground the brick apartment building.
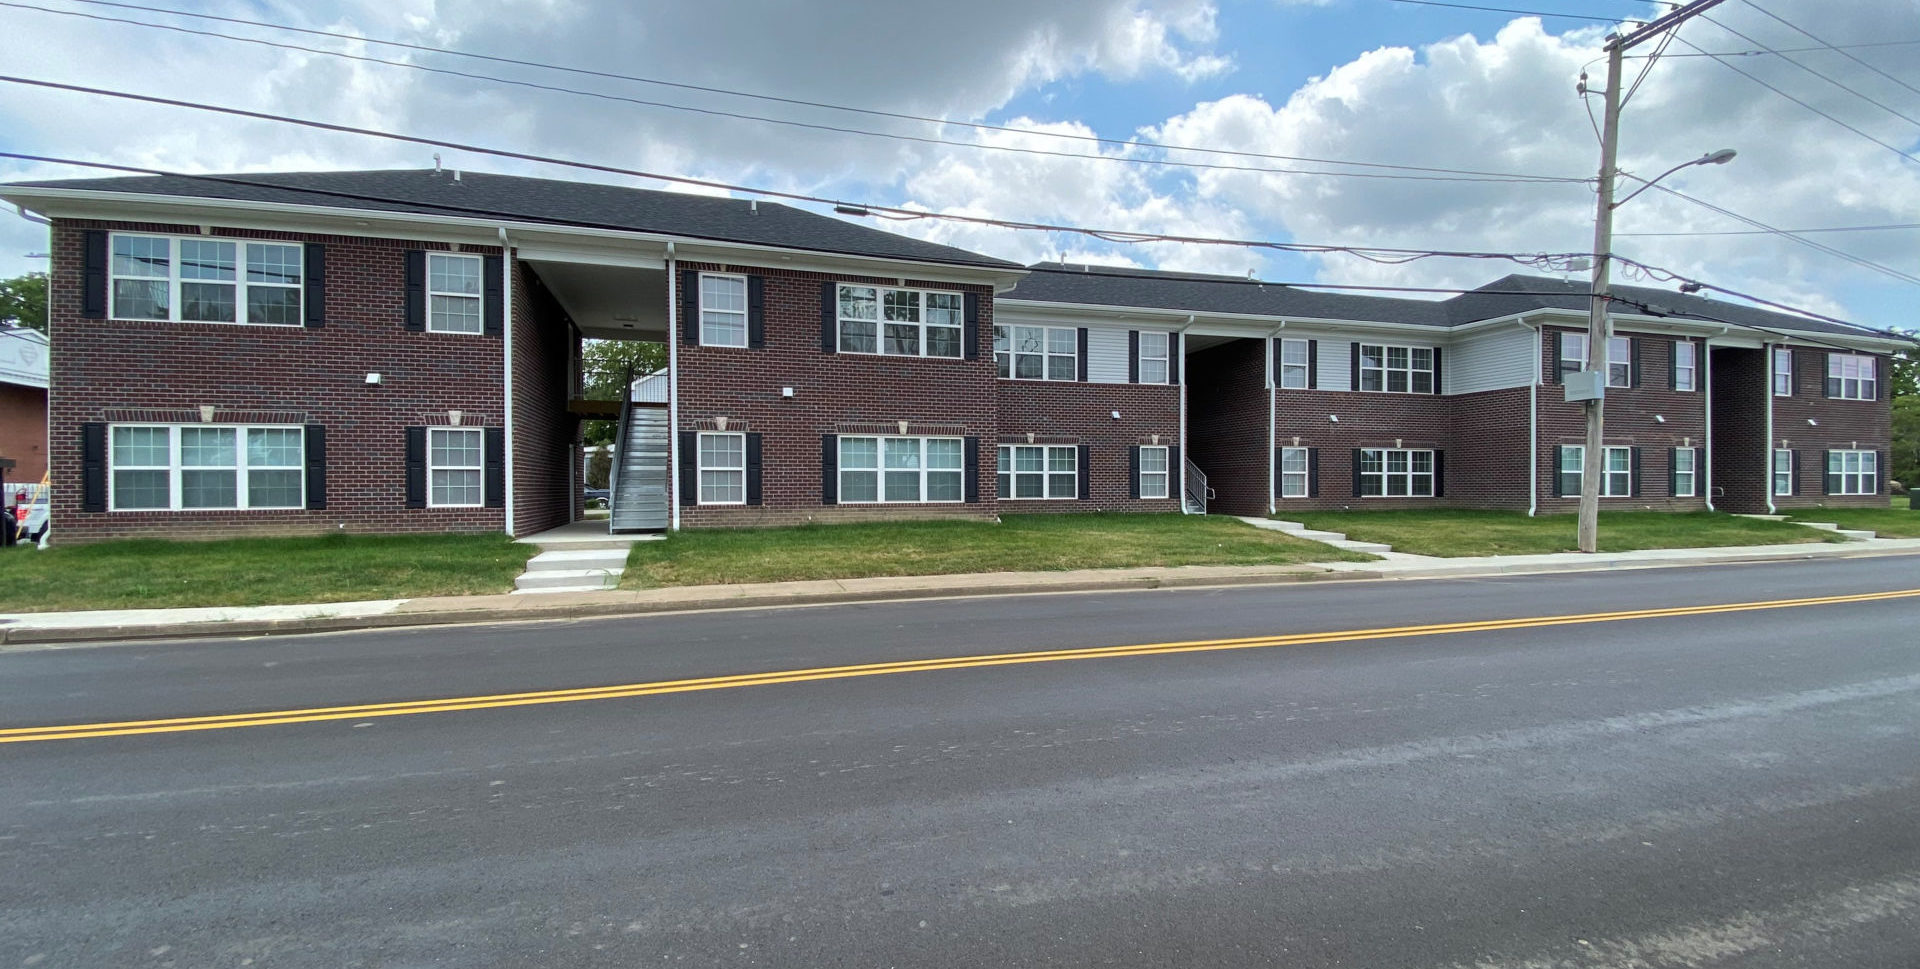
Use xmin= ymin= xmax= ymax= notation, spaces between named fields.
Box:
xmin=0 ymin=168 xmax=1903 ymax=543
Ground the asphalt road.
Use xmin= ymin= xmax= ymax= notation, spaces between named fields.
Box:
xmin=4 ymin=557 xmax=1919 ymax=968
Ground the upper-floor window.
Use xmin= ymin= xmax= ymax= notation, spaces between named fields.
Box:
xmin=1357 ymin=448 xmax=1434 ymax=497
xmin=1826 ymin=353 xmax=1877 ymax=400
xmin=839 ymin=436 xmax=963 ymax=503
xmin=995 ymin=324 xmax=1076 ymax=380
xmin=109 ymin=233 xmax=303 ymax=326
xmin=1674 ymin=341 xmax=1697 ymax=391
xmin=109 ymin=424 xmax=304 ymax=511
xmin=839 ymin=285 xmax=963 ymax=358
xmin=1358 ymin=344 xmax=1434 ymax=394
xmin=699 ymin=274 xmax=748 ymax=348
xmin=998 ymin=444 xmax=1077 ymax=499
xmin=428 ymin=253 xmax=484 ymax=334
xmin=1773 ymin=347 xmax=1794 ymax=396
xmin=1278 ymin=338 xmax=1310 ymax=389
xmin=1557 ymin=333 xmax=1631 ymax=387
xmin=1138 ymin=332 xmax=1170 ymax=384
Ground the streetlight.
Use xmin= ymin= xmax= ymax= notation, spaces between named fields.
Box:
xmin=1613 ymin=150 xmax=1738 ymax=208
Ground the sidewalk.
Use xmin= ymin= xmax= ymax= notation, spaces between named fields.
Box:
xmin=4 ymin=538 xmax=1918 ymax=647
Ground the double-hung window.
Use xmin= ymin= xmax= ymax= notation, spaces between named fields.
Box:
xmin=1278 ymin=338 xmax=1310 ymax=389
xmin=1139 ymin=332 xmax=1170 ymax=384
xmin=1672 ymin=447 xmax=1697 ymax=497
xmin=998 ymin=444 xmax=1077 ymax=499
xmin=1139 ymin=446 xmax=1170 ymax=499
xmin=108 ymin=425 xmax=304 ymax=510
xmin=1773 ymin=449 xmax=1794 ymax=497
xmin=108 ymin=233 xmax=303 ymax=326
xmin=1826 ymin=450 xmax=1877 ymax=495
xmin=1557 ymin=333 xmax=1630 ymax=387
xmin=994 ymin=325 xmax=1076 ymax=380
xmin=1673 ymin=341 xmax=1697 ymax=391
xmin=428 ymin=253 xmax=484 ymax=334
xmin=1773 ymin=348 xmax=1794 ymax=396
xmin=1357 ymin=448 xmax=1434 ymax=497
xmin=1558 ymin=332 xmax=1587 ymax=380
xmin=1825 ymin=353 xmax=1877 ymax=400
xmin=841 ymin=436 xmax=962 ymax=503
xmin=697 ymin=432 xmax=746 ymax=504
xmin=1358 ymin=344 xmax=1434 ymax=393
xmin=838 ymin=285 xmax=963 ymax=358
xmin=1278 ymin=447 xmax=1309 ymax=498
xmin=428 ymin=428 xmax=484 ymax=507
xmin=698 ymin=274 xmax=748 ymax=347
xmin=1558 ymin=444 xmax=1631 ymax=497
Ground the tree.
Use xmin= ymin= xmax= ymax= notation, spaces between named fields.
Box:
xmin=1893 ymin=395 xmax=1919 ymax=493
xmin=0 ymin=273 xmax=47 ymax=332
xmin=1889 ymin=337 xmax=1918 ymax=399
xmin=580 ymin=339 xmax=667 ymax=446
xmin=585 ymin=446 xmax=612 ymax=490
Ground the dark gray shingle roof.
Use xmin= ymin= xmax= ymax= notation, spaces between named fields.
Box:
xmin=4 ymin=169 xmax=1022 ymax=270
xmin=1450 ymin=274 xmax=1897 ymax=339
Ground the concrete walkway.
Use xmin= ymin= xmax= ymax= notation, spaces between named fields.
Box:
xmin=4 ymin=538 xmax=1919 ymax=647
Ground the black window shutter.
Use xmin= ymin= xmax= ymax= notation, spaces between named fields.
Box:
xmin=745 ymin=432 xmax=763 ymax=505
xmin=1432 ymin=450 xmax=1445 ymax=497
xmin=682 ymin=270 xmax=701 ymax=346
xmin=81 ymin=230 xmax=108 ymax=319
xmin=402 ymin=251 xmax=426 ymax=331
xmin=1822 ymin=449 xmax=1834 ymax=495
xmin=482 ymin=254 xmax=504 ymax=337
xmin=303 ymin=243 xmax=327 ymax=328
xmin=1076 ymin=328 xmax=1089 ymax=382
xmin=820 ymin=281 xmax=837 ymax=353
xmin=1271 ymin=338 xmax=1282 ymax=385
xmin=964 ymin=436 xmax=979 ymax=503
xmin=1351 ymin=448 xmax=1364 ymax=497
xmin=1629 ymin=338 xmax=1643 ymax=388
xmin=1350 ymin=343 xmax=1361 ymax=390
xmin=1879 ymin=449 xmax=1889 ymax=495
xmin=746 ymin=275 xmax=766 ymax=349
xmin=1078 ymin=445 xmax=1091 ymax=499
xmin=820 ymin=435 xmax=837 ymax=504
xmin=1308 ymin=448 xmax=1321 ymax=497
xmin=1631 ymin=446 xmax=1644 ymax=497
xmin=1550 ymin=332 xmax=1564 ymax=384
xmin=1307 ymin=339 xmax=1319 ymax=389
xmin=1552 ymin=446 xmax=1567 ymax=498
xmin=81 ymin=422 xmax=107 ymax=512
xmin=1668 ymin=447 xmax=1678 ymax=497
xmin=963 ymin=293 xmax=980 ymax=361
xmin=304 ymin=424 xmax=327 ymax=509
xmin=483 ymin=427 xmax=505 ymax=508
xmin=1128 ymin=331 xmax=1140 ymax=384
xmin=1128 ymin=446 xmax=1141 ymax=499
xmin=1791 ymin=450 xmax=1801 ymax=496
xmin=1431 ymin=347 xmax=1444 ymax=394
xmin=404 ymin=427 xmax=427 ymax=508
xmin=1168 ymin=331 xmax=1181 ymax=385
xmin=1168 ymin=446 xmax=1181 ymax=501
xmin=1667 ymin=340 xmax=1679 ymax=390
xmin=678 ymin=431 xmax=698 ymax=506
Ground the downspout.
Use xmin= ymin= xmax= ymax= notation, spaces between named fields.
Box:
xmin=666 ymin=242 xmax=681 ymax=531
xmin=1266 ymin=321 xmax=1286 ymax=514
xmin=498 ymin=227 xmax=514 ymax=536
xmin=1178 ymin=314 xmax=1194 ymax=514
xmin=1521 ymin=319 xmax=1541 ymax=516
xmin=1764 ymin=340 xmax=1777 ymax=515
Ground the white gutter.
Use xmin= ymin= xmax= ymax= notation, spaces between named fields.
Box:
xmin=498 ymin=227 xmax=514 ymax=536
xmin=1701 ymin=326 xmax=1729 ymax=512
xmin=666 ymin=242 xmax=681 ymax=531
xmin=1521 ymin=319 xmax=1541 ymax=516
xmin=1266 ymin=322 xmax=1285 ymax=514
xmin=1178 ymin=314 xmax=1194 ymax=514
xmin=12 ymin=204 xmax=49 ymax=226
xmin=1764 ymin=341 xmax=1776 ymax=515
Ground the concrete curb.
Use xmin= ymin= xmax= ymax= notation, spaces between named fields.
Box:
xmin=1322 ymin=543 xmax=1920 ymax=580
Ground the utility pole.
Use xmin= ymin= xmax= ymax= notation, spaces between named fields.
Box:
xmin=1576 ymin=0 xmax=1730 ymax=553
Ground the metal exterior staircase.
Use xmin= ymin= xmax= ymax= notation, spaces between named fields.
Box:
xmin=1183 ymin=457 xmax=1213 ymax=515
xmin=610 ymin=403 xmax=670 ymax=532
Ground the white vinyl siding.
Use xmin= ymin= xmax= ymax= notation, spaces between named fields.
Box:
xmin=840 ymin=436 xmax=963 ymax=504
xmin=1085 ymin=328 xmax=1132 ymax=383
xmin=1436 ymin=327 xmax=1533 ymax=394
xmin=1316 ymin=339 xmax=1352 ymax=392
xmin=109 ymin=233 xmax=303 ymax=326
xmin=108 ymin=424 xmax=304 ymax=511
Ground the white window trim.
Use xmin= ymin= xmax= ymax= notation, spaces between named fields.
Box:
xmin=1559 ymin=444 xmax=1632 ymax=498
xmin=998 ymin=444 xmax=1079 ymax=500
xmin=1138 ymin=331 xmax=1170 ymax=385
xmin=107 ymin=232 xmax=304 ymax=328
xmin=1674 ymin=341 xmax=1697 ymax=392
xmin=1278 ymin=446 xmax=1309 ymax=498
xmin=697 ymin=272 xmax=749 ymax=348
xmin=1825 ymin=353 xmax=1877 ymax=401
xmin=697 ymin=431 xmax=746 ymax=506
xmin=1605 ymin=336 xmax=1632 ymax=388
xmin=1557 ymin=333 xmax=1630 ymax=387
xmin=1358 ymin=343 xmax=1436 ymax=394
xmin=838 ymin=284 xmax=965 ymax=360
xmin=107 ymin=423 xmax=305 ymax=512
xmin=1773 ymin=347 xmax=1794 ymax=396
xmin=1278 ymin=338 xmax=1310 ymax=390
xmin=995 ymin=324 xmax=1078 ymax=381
xmin=427 ymin=252 xmax=485 ymax=335
xmin=1773 ymin=449 xmax=1794 ymax=497
xmin=839 ymin=435 xmax=966 ymax=505
xmin=1673 ymin=447 xmax=1697 ymax=497
xmin=1827 ymin=449 xmax=1878 ymax=496
xmin=428 ymin=427 xmax=485 ymax=508
xmin=1139 ymin=445 xmax=1170 ymax=499
xmin=1358 ymin=448 xmax=1435 ymax=498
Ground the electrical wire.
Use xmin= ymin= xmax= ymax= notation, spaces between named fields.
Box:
xmin=1741 ymin=0 xmax=1920 ymax=100
xmin=17 ymin=0 xmax=1587 ymax=185
xmin=1670 ymin=33 xmax=1920 ymax=166
xmin=1627 ymin=40 xmax=1920 ymax=57
xmin=1698 ymin=12 xmax=1920 ymax=130
xmin=1382 ymin=0 xmax=1634 ymax=22
xmin=1618 ymin=223 xmax=1920 ymax=237
xmin=1627 ymin=178 xmax=1920 ymax=287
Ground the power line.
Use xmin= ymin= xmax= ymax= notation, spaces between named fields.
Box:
xmin=1629 ymin=39 xmax=1920 ymax=57
xmin=1741 ymin=0 xmax=1920 ymax=100
xmin=1670 ymin=33 xmax=1920 ymax=166
xmin=1610 ymin=255 xmax=1913 ymax=345
xmin=1618 ymin=223 xmax=1920 ymax=236
xmin=1698 ymin=12 xmax=1920 ymax=131
xmin=1629 ymin=180 xmax=1920 ymax=286
xmin=24 ymin=0 xmax=1586 ymax=186
xmin=1381 ymin=0 xmax=1634 ymax=22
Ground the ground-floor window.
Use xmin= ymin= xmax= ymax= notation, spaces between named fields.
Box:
xmin=1672 ymin=447 xmax=1697 ymax=497
xmin=1773 ymin=449 xmax=1794 ymax=497
xmin=1358 ymin=448 xmax=1434 ymax=497
xmin=999 ymin=444 xmax=1077 ymax=499
xmin=1826 ymin=450 xmax=1877 ymax=495
xmin=1138 ymin=445 xmax=1169 ymax=499
xmin=843 ymin=436 xmax=964 ymax=504
xmin=429 ymin=428 xmax=484 ymax=507
xmin=109 ymin=424 xmax=304 ymax=511
xmin=1558 ymin=444 xmax=1630 ymax=498
xmin=698 ymin=432 xmax=745 ymax=505
xmin=1278 ymin=447 xmax=1309 ymax=498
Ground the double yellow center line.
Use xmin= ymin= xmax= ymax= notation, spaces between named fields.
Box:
xmin=5 ymin=587 xmax=1917 ymax=744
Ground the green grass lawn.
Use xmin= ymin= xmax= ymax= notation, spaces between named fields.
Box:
xmin=0 ymin=534 xmax=536 ymax=613
xmin=1785 ymin=499 xmax=1920 ymax=539
xmin=1284 ymin=509 xmax=1843 ymax=558
xmin=621 ymin=513 xmax=1369 ymax=589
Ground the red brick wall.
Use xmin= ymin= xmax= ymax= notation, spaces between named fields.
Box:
xmin=510 ymin=263 xmax=575 ymax=536
xmin=47 ymin=219 xmax=505 ymax=543
xmin=995 ymin=380 xmax=1181 ymax=513
xmin=1770 ymin=346 xmax=1893 ymax=510
xmin=1186 ymin=339 xmax=1270 ymax=515
xmin=1448 ymin=387 xmax=1533 ymax=511
xmin=675 ymin=262 xmax=999 ymax=528
xmin=0 ymin=382 xmax=47 ymax=484
xmin=1534 ymin=327 xmax=1709 ymax=513
xmin=1269 ymin=383 xmax=1455 ymax=512
xmin=1710 ymin=345 xmax=1770 ymax=513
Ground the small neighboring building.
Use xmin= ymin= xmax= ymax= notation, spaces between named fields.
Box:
xmin=0 ymin=324 xmax=49 ymax=484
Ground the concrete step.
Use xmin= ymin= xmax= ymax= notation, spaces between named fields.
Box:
xmin=1331 ymin=540 xmax=1395 ymax=554
xmin=1796 ymin=521 xmax=1876 ymax=541
xmin=524 ymin=548 xmax=629 ymax=572
xmin=513 ymin=568 xmax=623 ymax=592
xmin=1292 ymin=529 xmax=1349 ymax=543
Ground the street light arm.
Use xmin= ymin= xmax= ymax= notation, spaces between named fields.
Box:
xmin=1612 ymin=149 xmax=1737 ymax=209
